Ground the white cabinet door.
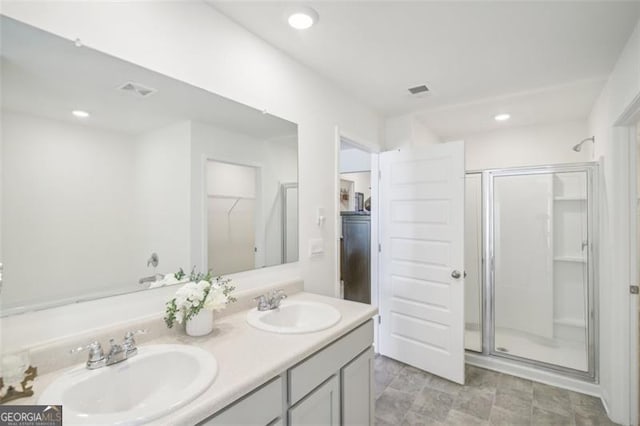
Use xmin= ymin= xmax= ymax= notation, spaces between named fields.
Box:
xmin=341 ymin=347 xmax=374 ymax=426
xmin=289 ymin=375 xmax=340 ymax=426
xmin=379 ymin=141 xmax=466 ymax=384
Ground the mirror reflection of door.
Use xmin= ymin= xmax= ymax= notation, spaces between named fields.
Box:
xmin=206 ymin=160 xmax=258 ymax=275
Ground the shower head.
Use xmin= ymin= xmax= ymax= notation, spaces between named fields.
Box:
xmin=572 ymin=136 xmax=595 ymax=152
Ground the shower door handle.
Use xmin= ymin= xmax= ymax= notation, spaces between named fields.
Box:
xmin=451 ymin=270 xmax=462 ymax=279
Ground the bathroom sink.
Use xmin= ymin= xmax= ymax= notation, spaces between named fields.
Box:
xmin=246 ymin=300 xmax=341 ymax=334
xmin=38 ymin=344 xmax=217 ymax=425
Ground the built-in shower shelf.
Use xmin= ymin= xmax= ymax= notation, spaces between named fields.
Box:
xmin=553 ymin=317 xmax=585 ymax=327
xmin=553 ymin=196 xmax=587 ymax=201
xmin=554 ymin=256 xmax=587 ymax=263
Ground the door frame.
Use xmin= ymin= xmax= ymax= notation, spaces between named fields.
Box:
xmin=616 ymin=95 xmax=640 ymax=426
xmin=334 ymin=127 xmax=380 ymax=350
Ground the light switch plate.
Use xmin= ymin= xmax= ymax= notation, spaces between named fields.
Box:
xmin=309 ymin=238 xmax=324 ymax=257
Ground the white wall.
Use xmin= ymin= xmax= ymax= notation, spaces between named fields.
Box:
xmin=207 ymin=161 xmax=257 ymax=275
xmin=464 ymin=120 xmax=591 ymax=171
xmin=340 ymin=148 xmax=371 ymax=173
xmin=1 ymin=111 xmax=138 ymax=309
xmin=133 ymin=121 xmax=192 ymax=280
xmin=340 ymin=172 xmax=371 ymax=202
xmin=588 ymin=18 xmax=640 ymax=425
xmin=206 ymin=161 xmax=256 ymax=199
xmin=384 ymin=112 xmax=442 ymax=149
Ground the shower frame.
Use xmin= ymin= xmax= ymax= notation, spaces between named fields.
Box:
xmin=474 ymin=162 xmax=599 ymax=382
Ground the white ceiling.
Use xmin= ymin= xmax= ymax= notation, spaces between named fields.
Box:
xmin=211 ymin=1 xmax=640 ymax=128
xmin=1 ymin=16 xmax=297 ymax=139
xmin=415 ymin=78 xmax=606 ymax=140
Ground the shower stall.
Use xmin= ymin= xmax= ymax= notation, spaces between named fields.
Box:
xmin=465 ymin=163 xmax=598 ymax=381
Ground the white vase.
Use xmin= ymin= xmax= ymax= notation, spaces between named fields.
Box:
xmin=185 ymin=309 xmax=214 ymax=337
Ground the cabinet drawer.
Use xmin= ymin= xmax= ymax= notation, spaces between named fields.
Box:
xmin=288 ymin=320 xmax=373 ymax=405
xmin=201 ymin=376 xmax=283 ymax=425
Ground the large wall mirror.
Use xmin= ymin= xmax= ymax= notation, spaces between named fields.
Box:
xmin=0 ymin=16 xmax=299 ymax=315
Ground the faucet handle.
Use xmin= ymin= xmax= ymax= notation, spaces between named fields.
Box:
xmin=254 ymin=294 xmax=270 ymax=311
xmin=70 ymin=341 xmax=105 ymax=368
xmin=270 ymin=289 xmax=287 ymax=301
xmin=70 ymin=341 xmax=103 ymax=357
xmin=123 ymin=329 xmax=147 ymax=356
xmin=124 ymin=329 xmax=148 ymax=340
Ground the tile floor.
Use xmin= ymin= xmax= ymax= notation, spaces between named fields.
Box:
xmin=374 ymin=355 xmax=616 ymax=426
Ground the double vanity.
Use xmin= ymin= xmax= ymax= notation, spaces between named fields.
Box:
xmin=18 ymin=285 xmax=377 ymax=425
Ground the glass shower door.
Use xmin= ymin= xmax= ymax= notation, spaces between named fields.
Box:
xmin=489 ymin=166 xmax=594 ymax=378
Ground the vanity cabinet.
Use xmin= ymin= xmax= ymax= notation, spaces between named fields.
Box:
xmin=199 ymin=319 xmax=373 ymax=426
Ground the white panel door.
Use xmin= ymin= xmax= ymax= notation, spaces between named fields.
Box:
xmin=379 ymin=141 xmax=465 ymax=384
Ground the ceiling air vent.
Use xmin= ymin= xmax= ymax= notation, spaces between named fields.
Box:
xmin=118 ymin=82 xmax=157 ymax=98
xmin=408 ymin=84 xmax=429 ymax=95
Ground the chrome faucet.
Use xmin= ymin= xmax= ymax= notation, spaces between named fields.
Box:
xmin=71 ymin=330 xmax=147 ymax=369
xmin=254 ymin=289 xmax=287 ymax=311
xmin=106 ymin=338 xmax=126 ymax=365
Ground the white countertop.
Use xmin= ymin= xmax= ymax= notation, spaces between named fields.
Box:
xmin=26 ymin=291 xmax=377 ymax=425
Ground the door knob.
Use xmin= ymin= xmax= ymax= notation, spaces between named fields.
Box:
xmin=451 ymin=270 xmax=461 ymax=279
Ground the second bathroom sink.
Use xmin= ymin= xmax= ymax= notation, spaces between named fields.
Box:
xmin=246 ymin=300 xmax=341 ymax=334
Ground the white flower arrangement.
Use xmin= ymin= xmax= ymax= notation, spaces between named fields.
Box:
xmin=164 ymin=268 xmax=236 ymax=328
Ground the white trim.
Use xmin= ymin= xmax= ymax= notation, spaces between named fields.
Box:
xmin=334 ymin=126 xmax=381 ymax=350
xmin=602 ymin=397 xmax=612 ymax=420
xmin=622 ymin=103 xmax=640 ymax=426
xmin=466 ymin=352 xmax=601 ymax=397
xmin=334 ymin=126 xmax=342 ymax=298
xmin=611 ymin=92 xmax=640 ymax=426
xmin=370 ymin=153 xmax=380 ymax=352
xmin=614 ymin=91 xmax=640 ymax=127
xmin=630 ymin=125 xmax=639 ymax=426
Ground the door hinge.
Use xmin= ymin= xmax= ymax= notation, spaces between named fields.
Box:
xmin=377 ymin=316 xmax=381 ymax=325
xmin=631 ymin=285 xmax=639 ymax=295
xmin=378 ymin=243 xmax=381 ymax=253
xmin=378 ymin=170 xmax=382 ymax=180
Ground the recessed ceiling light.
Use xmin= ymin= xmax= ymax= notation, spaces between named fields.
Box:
xmin=72 ymin=110 xmax=90 ymax=118
xmin=494 ymin=113 xmax=511 ymax=122
xmin=287 ymin=7 xmax=319 ymax=30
